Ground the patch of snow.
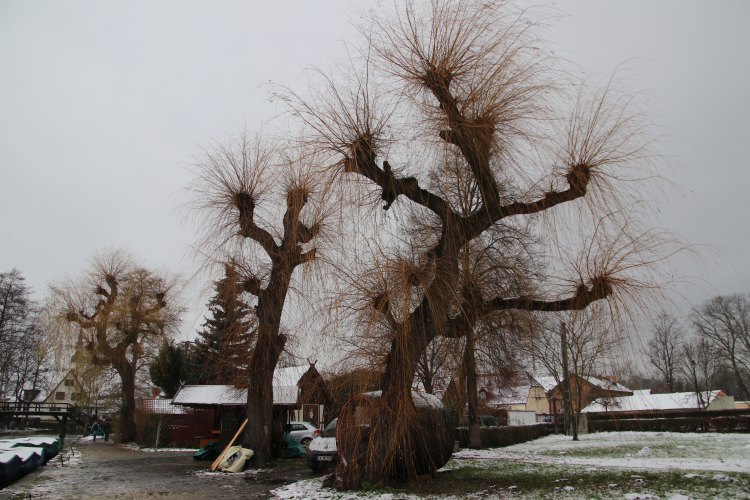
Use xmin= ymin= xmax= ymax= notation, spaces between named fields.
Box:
xmin=636 ymin=446 xmax=652 ymax=457
xmin=667 ymin=494 xmax=691 ymax=500
xmin=194 ymin=467 xmax=273 ymax=479
xmin=563 ymin=485 xmax=575 ymax=491
xmin=139 ymin=447 xmax=196 ymax=453
xmin=623 ymin=493 xmax=658 ymax=499
xmin=119 ymin=443 xmax=195 ymax=452
xmin=712 ymin=474 xmax=735 ymax=482
xmin=452 ymin=431 xmax=750 ymax=473
xmin=684 ymin=473 xmax=701 ymax=479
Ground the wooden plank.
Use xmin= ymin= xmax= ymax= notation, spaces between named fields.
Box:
xmin=210 ymin=418 xmax=248 ymax=471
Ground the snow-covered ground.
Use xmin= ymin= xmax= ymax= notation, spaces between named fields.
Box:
xmin=454 ymin=431 xmax=750 ymax=474
xmin=271 ymin=432 xmax=750 ymax=499
xmin=119 ymin=442 xmax=197 ymax=453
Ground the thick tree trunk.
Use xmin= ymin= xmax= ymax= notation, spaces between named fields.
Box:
xmin=117 ymin=363 xmax=137 ymax=443
xmin=243 ymin=329 xmax=286 ymax=464
xmin=336 ymin=319 xmax=454 ymax=488
xmin=242 ymin=265 xmax=291 ymax=465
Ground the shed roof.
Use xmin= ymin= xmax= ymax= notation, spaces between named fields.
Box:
xmin=172 ymin=365 xmax=309 ymax=407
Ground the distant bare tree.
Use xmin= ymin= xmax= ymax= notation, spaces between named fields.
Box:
xmin=0 ymin=269 xmax=50 ymax=402
xmin=191 ymin=134 xmax=327 ymax=464
xmin=526 ymin=307 xmax=620 ymax=440
xmin=647 ymin=313 xmax=684 ymax=392
xmin=415 ymin=336 xmax=459 ymax=395
xmin=53 ymin=251 xmax=181 ymax=442
xmin=680 ymin=338 xmax=723 ymax=409
xmin=691 ymin=294 xmax=750 ymax=399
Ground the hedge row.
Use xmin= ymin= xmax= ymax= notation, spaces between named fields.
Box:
xmin=457 ymin=423 xmax=553 ymax=448
xmin=589 ymin=415 xmax=750 ymax=433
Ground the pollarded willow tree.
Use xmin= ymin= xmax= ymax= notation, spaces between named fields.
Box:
xmin=191 ymin=135 xmax=327 ymax=464
xmin=54 ymin=251 xmax=181 ymax=442
xmin=289 ymin=0 xmax=678 ymax=488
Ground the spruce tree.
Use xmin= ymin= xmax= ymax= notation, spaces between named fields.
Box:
xmin=195 ymin=263 xmax=256 ymax=384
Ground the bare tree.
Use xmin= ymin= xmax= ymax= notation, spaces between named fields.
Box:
xmin=191 ymin=134 xmax=326 ymax=464
xmin=415 ymin=336 xmax=459 ymax=395
xmin=526 ymin=307 xmax=619 ymax=440
xmin=691 ymin=294 xmax=750 ymax=399
xmin=679 ymin=338 xmax=724 ymax=409
xmin=647 ymin=312 xmax=684 ymax=392
xmin=287 ymin=0 xmax=676 ymax=487
xmin=0 ymin=269 xmax=50 ymax=402
xmin=53 ymin=251 xmax=181 ymax=442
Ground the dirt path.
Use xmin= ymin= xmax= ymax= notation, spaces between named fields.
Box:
xmin=0 ymin=437 xmax=314 ymax=499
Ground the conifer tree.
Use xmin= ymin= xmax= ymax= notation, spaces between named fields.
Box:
xmin=195 ymin=263 xmax=256 ymax=384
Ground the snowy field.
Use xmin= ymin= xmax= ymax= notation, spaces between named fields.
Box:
xmin=454 ymin=431 xmax=750 ymax=474
xmin=271 ymin=432 xmax=750 ymax=499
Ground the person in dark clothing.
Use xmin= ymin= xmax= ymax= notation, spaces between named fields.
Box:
xmin=91 ymin=416 xmax=102 ymax=443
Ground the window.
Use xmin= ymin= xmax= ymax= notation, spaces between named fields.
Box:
xmin=64 ymin=379 xmax=74 ymax=387
xmin=55 ymin=392 xmax=65 ymax=401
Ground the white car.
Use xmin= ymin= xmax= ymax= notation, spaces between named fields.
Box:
xmin=307 ymin=418 xmax=337 ymax=472
xmin=287 ymin=421 xmax=320 ymax=447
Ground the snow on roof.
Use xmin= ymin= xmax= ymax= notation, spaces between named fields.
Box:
xmin=273 ymin=365 xmax=308 ymax=405
xmin=485 ymin=385 xmax=531 ymax=406
xmin=530 ymin=374 xmax=631 ymax=394
xmin=533 ymin=375 xmax=559 ymax=393
xmin=362 ymin=390 xmax=444 ymax=409
xmin=139 ymin=398 xmax=191 ymax=415
xmin=585 ymin=375 xmax=631 ymax=393
xmin=475 ymin=372 xmax=539 ymax=406
xmin=172 ymin=384 xmax=246 ymax=406
xmin=172 ymin=365 xmax=308 ymax=407
xmin=583 ymin=390 xmax=724 ymax=413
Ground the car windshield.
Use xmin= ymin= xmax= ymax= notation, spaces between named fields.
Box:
xmin=322 ymin=419 xmax=337 ymax=438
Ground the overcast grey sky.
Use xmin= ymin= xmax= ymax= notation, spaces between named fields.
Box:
xmin=1 ymin=0 xmax=748 ymax=341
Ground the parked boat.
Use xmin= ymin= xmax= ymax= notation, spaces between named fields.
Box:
xmin=11 ymin=436 xmax=61 ymax=463
xmin=0 ymin=451 xmax=23 ymax=485
xmin=0 ymin=436 xmax=61 ymax=486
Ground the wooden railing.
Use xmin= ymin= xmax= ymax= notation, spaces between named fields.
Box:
xmin=0 ymin=401 xmax=90 ymax=424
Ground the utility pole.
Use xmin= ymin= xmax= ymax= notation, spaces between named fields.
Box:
xmin=690 ymin=359 xmax=703 ymax=410
xmin=560 ymin=321 xmax=575 ymax=439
